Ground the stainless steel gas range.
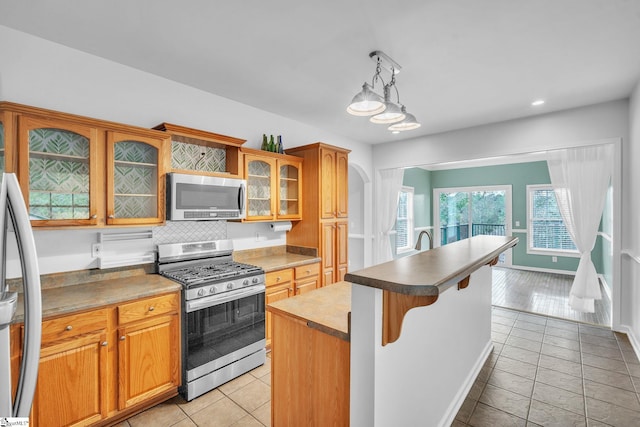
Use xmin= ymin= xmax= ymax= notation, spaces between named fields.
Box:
xmin=157 ymin=240 xmax=266 ymax=401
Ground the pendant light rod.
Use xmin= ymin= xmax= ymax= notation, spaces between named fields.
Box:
xmin=369 ymin=51 xmax=401 ymax=75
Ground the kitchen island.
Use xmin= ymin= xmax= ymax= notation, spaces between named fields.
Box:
xmin=267 ymin=235 xmax=517 ymax=427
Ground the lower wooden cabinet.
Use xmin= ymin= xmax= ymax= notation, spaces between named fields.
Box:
xmin=117 ymin=294 xmax=180 ymax=409
xmin=33 ymin=330 xmax=109 ymax=427
xmin=265 ymin=263 xmax=321 ymax=348
xmin=265 ymin=269 xmax=294 ymax=347
xmin=321 ymin=221 xmax=348 ymax=286
xmin=11 ymin=291 xmax=181 ymax=427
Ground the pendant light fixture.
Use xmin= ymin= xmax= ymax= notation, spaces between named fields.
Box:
xmin=346 ymin=51 xmax=420 ymax=132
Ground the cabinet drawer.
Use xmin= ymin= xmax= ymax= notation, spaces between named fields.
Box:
xmin=266 ymin=269 xmax=294 ymax=287
xmin=118 ymin=293 xmax=179 ymax=325
xmin=294 ymin=262 xmax=320 ymax=280
xmin=41 ymin=308 xmax=109 ymax=344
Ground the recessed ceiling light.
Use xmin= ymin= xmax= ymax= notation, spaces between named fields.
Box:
xmin=531 ymin=99 xmax=545 ymax=106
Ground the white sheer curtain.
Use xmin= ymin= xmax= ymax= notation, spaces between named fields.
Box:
xmin=546 ymin=144 xmax=614 ymax=313
xmin=375 ymin=168 xmax=405 ymax=264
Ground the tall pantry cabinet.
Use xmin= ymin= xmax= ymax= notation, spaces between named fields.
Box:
xmin=286 ymin=143 xmax=350 ymax=287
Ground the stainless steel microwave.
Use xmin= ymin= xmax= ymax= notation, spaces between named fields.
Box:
xmin=166 ymin=173 xmax=246 ymax=220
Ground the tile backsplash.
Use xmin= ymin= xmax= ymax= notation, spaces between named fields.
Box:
xmin=152 ymin=220 xmax=227 ymax=244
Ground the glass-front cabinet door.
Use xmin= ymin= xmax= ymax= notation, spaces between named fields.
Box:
xmin=245 ymin=155 xmax=276 ymax=221
xmin=107 ymin=132 xmax=165 ymax=225
xmin=18 ymin=116 xmax=98 ymax=226
xmin=277 ymin=160 xmax=301 ymax=220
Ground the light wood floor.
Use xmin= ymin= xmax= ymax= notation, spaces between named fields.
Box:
xmin=492 ymin=267 xmax=612 ymax=327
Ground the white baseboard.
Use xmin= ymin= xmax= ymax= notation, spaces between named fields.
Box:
xmin=503 ymin=264 xmax=576 ymax=276
xmin=598 ymin=274 xmax=612 ymax=300
xmin=440 ymin=339 xmax=493 ymax=427
xmin=617 ymin=324 xmax=640 ymax=363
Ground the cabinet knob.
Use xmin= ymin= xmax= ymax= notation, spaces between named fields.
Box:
xmin=306 ymin=270 xmax=311 ymax=274
xmin=333 ymin=211 xmax=337 ymax=216
xmin=101 ymin=341 xmax=108 ymax=347
xmin=65 ymin=325 xmax=73 ymax=331
xmin=289 ymin=288 xmax=294 ymax=293
xmin=108 ymin=214 xmax=115 ymax=219
xmin=120 ymin=336 xmax=126 ymax=341
xmin=90 ymin=214 xmax=97 ymax=219
xmin=276 ymin=277 xmax=281 ymax=282
xmin=148 ymin=306 xmax=155 ymax=312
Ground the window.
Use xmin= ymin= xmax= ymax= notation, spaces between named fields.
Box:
xmin=527 ymin=185 xmax=577 ymax=255
xmin=396 ymin=186 xmax=414 ymax=253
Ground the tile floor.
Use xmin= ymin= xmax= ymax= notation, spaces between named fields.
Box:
xmin=124 ymin=306 xmax=640 ymax=427
xmin=116 ymin=358 xmax=272 ymax=427
xmin=455 ymin=307 xmax=640 ymax=426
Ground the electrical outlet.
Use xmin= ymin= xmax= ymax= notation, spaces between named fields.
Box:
xmin=255 ymin=232 xmax=260 ymax=241
xmin=91 ymin=243 xmax=101 ymax=258
xmin=515 ymin=220 xmax=520 ymax=227
xmin=552 ymin=256 xmax=557 ymax=263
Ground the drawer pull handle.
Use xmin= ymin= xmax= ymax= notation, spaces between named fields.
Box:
xmin=120 ymin=336 xmax=126 ymax=341
xmin=101 ymin=341 xmax=108 ymax=347
xmin=65 ymin=325 xmax=73 ymax=331
xmin=149 ymin=306 xmax=155 ymax=312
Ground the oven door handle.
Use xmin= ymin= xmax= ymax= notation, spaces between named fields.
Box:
xmin=186 ymin=284 xmax=266 ymax=312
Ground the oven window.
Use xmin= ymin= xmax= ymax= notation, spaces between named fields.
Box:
xmin=185 ymin=291 xmax=265 ymax=371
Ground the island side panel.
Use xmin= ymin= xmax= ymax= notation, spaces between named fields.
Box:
xmin=350 ymin=265 xmax=493 ymax=427
xmin=271 ymin=311 xmax=350 ymax=427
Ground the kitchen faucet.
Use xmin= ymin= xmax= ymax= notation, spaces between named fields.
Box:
xmin=415 ymin=230 xmax=433 ymax=251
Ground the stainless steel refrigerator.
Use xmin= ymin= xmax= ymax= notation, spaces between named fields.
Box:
xmin=0 ymin=173 xmax=42 ymax=417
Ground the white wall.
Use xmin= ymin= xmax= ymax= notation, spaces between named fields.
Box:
xmin=0 ymin=25 xmax=373 ymax=277
xmin=622 ymin=80 xmax=640 ymax=350
xmin=374 ymin=100 xmax=629 ymax=170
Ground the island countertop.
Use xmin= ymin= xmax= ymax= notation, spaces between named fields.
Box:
xmin=267 ymin=281 xmax=351 ymax=341
xmin=344 ymin=235 xmax=518 ymax=296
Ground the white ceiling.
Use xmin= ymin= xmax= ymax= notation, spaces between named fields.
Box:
xmin=1 ymin=0 xmax=640 ymax=145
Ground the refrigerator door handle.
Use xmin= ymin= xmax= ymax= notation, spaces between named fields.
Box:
xmin=5 ymin=173 xmax=42 ymax=417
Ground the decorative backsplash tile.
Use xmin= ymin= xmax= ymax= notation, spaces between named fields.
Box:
xmin=115 ymin=195 xmax=157 ymax=218
xmin=153 ymin=220 xmax=227 ymax=244
xmin=29 ymin=128 xmax=89 ymax=157
xmin=172 ymin=140 xmax=226 ymax=173
xmin=115 ymin=141 xmax=157 ymax=164
xmin=114 ymin=166 xmax=156 ymax=194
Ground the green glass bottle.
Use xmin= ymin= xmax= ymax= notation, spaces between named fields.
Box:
xmin=268 ymin=135 xmax=275 ymax=152
xmin=261 ymin=134 xmax=268 ymax=151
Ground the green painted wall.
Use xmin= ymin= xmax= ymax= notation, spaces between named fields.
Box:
xmin=430 ymin=161 xmax=604 ymax=274
xmin=402 ymin=168 xmax=432 ymax=227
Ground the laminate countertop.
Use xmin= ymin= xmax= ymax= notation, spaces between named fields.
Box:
xmin=12 ymin=274 xmax=181 ymax=324
xmin=345 ymin=235 xmax=518 ymax=296
xmin=238 ymin=252 xmax=321 ymax=273
xmin=267 ymin=281 xmax=351 ymax=342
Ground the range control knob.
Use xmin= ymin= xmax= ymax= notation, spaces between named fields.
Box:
xmin=252 ymin=277 xmax=259 ymax=284
xmin=227 ymin=282 xmax=234 ymax=290
xmin=242 ymin=279 xmax=249 ymax=286
xmin=209 ymin=287 xmax=216 ymax=294
xmin=197 ymin=289 xmax=205 ymax=297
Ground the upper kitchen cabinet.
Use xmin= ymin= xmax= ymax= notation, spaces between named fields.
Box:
xmin=106 ymin=131 xmax=169 ymax=225
xmin=0 ymin=108 xmax=18 ymax=176
xmin=153 ymin=123 xmax=245 ymax=178
xmin=18 ymin=115 xmax=100 ymax=226
xmin=2 ymin=101 xmax=170 ymax=227
xmin=241 ymin=148 xmax=302 ymax=222
xmin=320 ymin=147 xmax=349 ymax=219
